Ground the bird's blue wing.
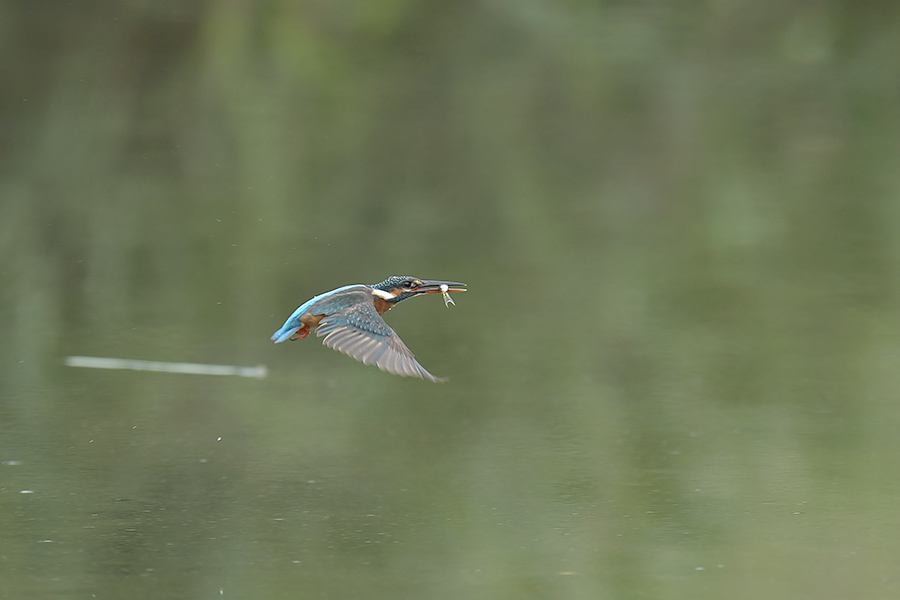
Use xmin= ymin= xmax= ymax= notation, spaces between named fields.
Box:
xmin=314 ymin=289 xmax=443 ymax=382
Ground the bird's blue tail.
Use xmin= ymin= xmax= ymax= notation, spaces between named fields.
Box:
xmin=271 ymin=323 xmax=300 ymax=343
xmin=272 ymin=296 xmax=319 ymax=343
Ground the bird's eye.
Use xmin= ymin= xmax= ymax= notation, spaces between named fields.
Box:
xmin=406 ymin=281 xmax=418 ymax=289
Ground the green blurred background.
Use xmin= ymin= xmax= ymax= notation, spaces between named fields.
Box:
xmin=3 ymin=1 xmax=900 ymax=598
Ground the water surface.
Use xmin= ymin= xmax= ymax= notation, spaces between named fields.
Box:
xmin=3 ymin=2 xmax=900 ymax=598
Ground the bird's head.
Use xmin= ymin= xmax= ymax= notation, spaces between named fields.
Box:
xmin=372 ymin=276 xmax=467 ymax=304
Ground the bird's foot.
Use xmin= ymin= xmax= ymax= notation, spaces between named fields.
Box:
xmin=289 ymin=326 xmax=310 ymax=340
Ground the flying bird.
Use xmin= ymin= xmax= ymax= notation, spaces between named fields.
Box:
xmin=271 ymin=276 xmax=467 ymax=382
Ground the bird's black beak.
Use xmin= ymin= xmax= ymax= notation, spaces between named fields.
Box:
xmin=415 ymin=280 xmax=468 ymax=294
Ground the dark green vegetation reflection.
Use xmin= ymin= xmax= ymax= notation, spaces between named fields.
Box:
xmin=3 ymin=2 xmax=900 ymax=599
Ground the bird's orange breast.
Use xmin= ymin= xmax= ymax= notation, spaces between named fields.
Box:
xmin=372 ymin=296 xmax=393 ymax=315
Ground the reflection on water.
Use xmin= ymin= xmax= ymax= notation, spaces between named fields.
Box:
xmin=65 ymin=355 xmax=268 ymax=378
xmin=3 ymin=2 xmax=900 ymax=599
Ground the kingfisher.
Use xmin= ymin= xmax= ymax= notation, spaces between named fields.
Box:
xmin=271 ymin=276 xmax=467 ymax=382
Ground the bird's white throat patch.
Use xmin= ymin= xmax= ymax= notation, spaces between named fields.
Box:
xmin=371 ymin=288 xmax=394 ymax=300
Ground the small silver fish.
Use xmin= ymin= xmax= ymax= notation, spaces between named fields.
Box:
xmin=440 ymin=284 xmax=455 ymax=307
